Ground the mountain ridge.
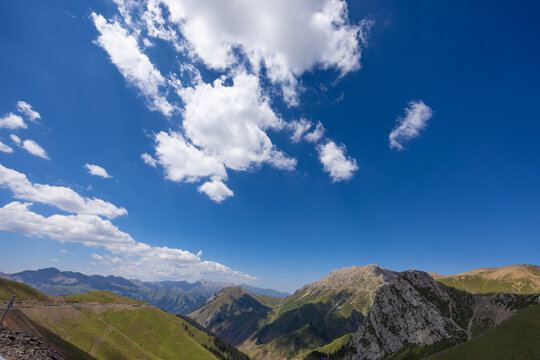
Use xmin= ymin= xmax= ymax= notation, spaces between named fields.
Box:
xmin=0 ymin=267 xmax=288 ymax=315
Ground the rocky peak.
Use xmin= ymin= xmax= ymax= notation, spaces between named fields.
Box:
xmin=345 ymin=270 xmax=540 ymax=360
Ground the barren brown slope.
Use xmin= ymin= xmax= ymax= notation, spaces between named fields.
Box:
xmin=435 ymin=264 xmax=540 ymax=294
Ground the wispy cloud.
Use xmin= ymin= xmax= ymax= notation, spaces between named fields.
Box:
xmin=16 ymin=101 xmax=41 ymax=123
xmin=389 ymin=100 xmax=433 ymax=151
xmin=21 ymin=139 xmax=49 ymax=160
xmin=0 ymin=164 xmax=126 ymax=219
xmin=91 ymin=13 xmax=174 ymax=116
xmin=0 ymin=166 xmax=255 ymax=282
xmin=85 ymin=164 xmax=112 ymax=178
xmin=0 ymin=140 xmax=13 ymax=153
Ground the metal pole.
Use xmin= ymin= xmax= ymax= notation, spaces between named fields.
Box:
xmin=0 ymin=295 xmax=15 ymax=326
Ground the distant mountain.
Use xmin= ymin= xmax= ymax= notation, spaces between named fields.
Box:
xmin=190 ymin=286 xmax=272 ymax=346
xmin=432 ymin=264 xmax=540 ymax=294
xmin=0 ymin=267 xmax=285 ymax=315
xmin=0 ymin=279 xmax=249 ymax=360
xmin=240 ymin=284 xmax=290 ymax=298
xmin=188 ymin=264 xmax=397 ymax=360
xmin=310 ymin=270 xmax=539 ymax=360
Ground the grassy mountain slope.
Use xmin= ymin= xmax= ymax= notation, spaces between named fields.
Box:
xmin=433 ymin=264 xmax=540 ymax=294
xmin=62 ymin=290 xmax=146 ymax=304
xmin=190 ymin=286 xmax=272 ymax=346
xmin=424 ymin=303 xmax=540 ymax=360
xmin=0 ymin=277 xmax=50 ymax=301
xmin=1 ymin=279 xmax=249 ymax=360
xmin=188 ymin=265 xmax=396 ymax=360
xmin=244 ymin=265 xmax=395 ymax=359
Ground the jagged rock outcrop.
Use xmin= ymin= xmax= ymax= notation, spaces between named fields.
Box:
xmin=0 ymin=326 xmax=68 ymax=360
xmin=345 ymin=271 xmax=540 ymax=360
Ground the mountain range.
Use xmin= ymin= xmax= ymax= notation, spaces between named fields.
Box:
xmin=1 ymin=263 xmax=539 ymax=360
xmin=0 ymin=267 xmax=289 ymax=315
xmin=186 ymin=264 xmax=540 ymax=359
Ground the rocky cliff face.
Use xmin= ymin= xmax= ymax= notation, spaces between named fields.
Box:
xmin=345 ymin=271 xmax=540 ymax=360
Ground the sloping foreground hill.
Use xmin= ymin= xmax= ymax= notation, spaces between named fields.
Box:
xmin=338 ymin=271 xmax=540 ymax=360
xmin=432 ymin=264 xmax=540 ymax=294
xmin=0 ymin=277 xmax=50 ymax=301
xmin=424 ymin=303 xmax=540 ymax=360
xmin=189 ymin=264 xmax=397 ymax=360
xmin=0 ymin=279 xmax=249 ymax=360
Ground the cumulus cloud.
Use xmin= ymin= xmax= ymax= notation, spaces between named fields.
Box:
xmin=198 ymin=179 xmax=234 ymax=202
xmin=85 ymin=164 xmax=112 ymax=178
xmin=0 ymin=164 xmax=127 ymax=219
xmin=91 ymin=12 xmax=174 ymax=116
xmin=151 ymin=131 xmax=227 ymax=183
xmin=179 ymin=72 xmax=294 ymax=171
xmin=152 ymin=0 xmax=372 ymax=104
xmin=0 ymin=113 xmax=26 ymax=129
xmin=0 ymin=201 xmax=255 ymax=281
xmin=21 ymin=139 xmax=49 ymax=160
xmin=389 ymin=100 xmax=433 ymax=151
xmin=92 ymin=0 xmax=368 ymax=200
xmin=318 ymin=140 xmax=358 ymax=182
xmin=0 ymin=141 xmax=13 ymax=153
xmin=16 ymin=101 xmax=41 ymax=122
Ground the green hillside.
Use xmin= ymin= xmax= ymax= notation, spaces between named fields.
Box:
xmin=435 ymin=264 xmax=540 ymax=294
xmin=189 ymin=286 xmax=271 ymax=346
xmin=63 ymin=290 xmax=146 ymax=304
xmin=424 ymin=304 xmax=540 ymax=360
xmin=1 ymin=278 xmax=248 ymax=360
xmin=0 ymin=277 xmax=50 ymax=300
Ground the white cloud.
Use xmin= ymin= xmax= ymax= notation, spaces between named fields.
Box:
xmin=153 ymin=0 xmax=372 ymax=104
xmin=0 ymin=164 xmax=127 ymax=219
xmin=318 ymin=140 xmax=358 ymax=182
xmin=50 ymin=258 xmax=59 ymax=263
xmin=152 ymin=131 xmax=227 ymax=183
xmin=289 ymin=119 xmax=313 ymax=143
xmin=0 ymin=113 xmax=26 ymax=129
xmin=0 ymin=201 xmax=255 ymax=282
xmin=85 ymin=164 xmax=112 ymax=178
xmin=16 ymin=101 xmax=41 ymax=122
xmin=0 ymin=202 xmax=134 ymax=247
xmin=91 ymin=253 xmax=104 ymax=260
xmin=141 ymin=153 xmax=157 ymax=167
xmin=21 ymin=139 xmax=50 ymax=160
xmin=60 ymin=249 xmax=68 ymax=254
xmin=10 ymin=134 xmax=21 ymax=145
xmin=0 ymin=141 xmax=13 ymax=153
xmin=198 ymin=179 xmax=234 ymax=202
xmin=389 ymin=100 xmax=433 ymax=151
xmin=91 ymin=12 xmax=175 ymax=116
xmin=305 ymin=122 xmax=325 ymax=143
xmin=179 ymin=72 xmax=295 ymax=171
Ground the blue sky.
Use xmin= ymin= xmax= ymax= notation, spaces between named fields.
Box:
xmin=0 ymin=0 xmax=539 ymax=292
